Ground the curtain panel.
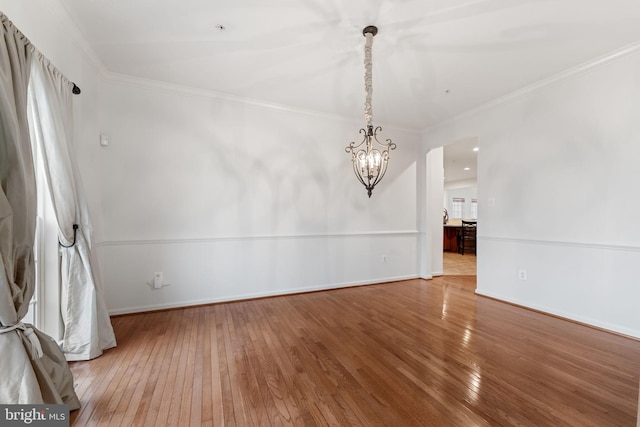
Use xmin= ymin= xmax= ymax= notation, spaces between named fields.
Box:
xmin=28 ymin=52 xmax=116 ymax=361
xmin=0 ymin=11 xmax=80 ymax=407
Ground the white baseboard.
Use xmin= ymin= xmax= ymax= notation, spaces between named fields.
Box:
xmin=475 ymin=289 xmax=640 ymax=339
xmin=108 ymin=274 xmax=419 ymax=316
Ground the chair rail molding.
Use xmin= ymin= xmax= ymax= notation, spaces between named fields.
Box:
xmin=95 ymin=230 xmax=420 ymax=248
xmin=478 ymin=235 xmax=640 ymax=253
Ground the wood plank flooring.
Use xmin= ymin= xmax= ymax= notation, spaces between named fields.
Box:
xmin=69 ymin=277 xmax=640 ymax=426
xmin=443 ymin=251 xmax=477 ymax=276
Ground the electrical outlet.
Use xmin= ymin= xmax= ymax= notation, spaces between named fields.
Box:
xmin=382 ymin=255 xmax=387 ymax=263
xmin=153 ymin=272 xmax=163 ymax=289
xmin=518 ymin=269 xmax=527 ymax=281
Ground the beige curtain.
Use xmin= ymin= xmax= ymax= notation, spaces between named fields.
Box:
xmin=0 ymin=12 xmax=79 ymax=408
xmin=29 ymin=52 xmax=116 ymax=361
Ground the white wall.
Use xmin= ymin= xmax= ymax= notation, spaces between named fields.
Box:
xmin=423 ymin=49 xmax=640 ymax=338
xmin=95 ymin=78 xmax=421 ymax=313
xmin=1 ymin=2 xmax=421 ymax=315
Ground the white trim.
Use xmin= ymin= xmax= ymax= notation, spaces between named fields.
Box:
xmin=103 ymin=72 xmax=422 ymax=135
xmin=423 ymin=41 xmax=640 ymax=133
xmin=95 ymin=230 xmax=420 ymax=248
xmin=43 ymin=1 xmax=109 ymax=78
xmin=478 ymin=235 xmax=640 ymax=253
xmin=475 ymin=289 xmax=640 ymax=339
xmin=108 ymin=274 xmax=419 ymax=316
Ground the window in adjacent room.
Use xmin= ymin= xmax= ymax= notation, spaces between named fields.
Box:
xmin=471 ymin=198 xmax=478 ymax=219
xmin=451 ymin=197 xmax=465 ymax=219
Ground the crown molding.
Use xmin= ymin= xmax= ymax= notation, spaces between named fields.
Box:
xmin=45 ymin=1 xmax=110 ymax=79
xmin=102 ymin=71 xmax=422 ymax=135
xmin=423 ymin=40 xmax=640 ymax=134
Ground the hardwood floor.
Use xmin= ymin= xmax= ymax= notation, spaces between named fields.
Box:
xmin=69 ymin=277 xmax=640 ymax=426
xmin=443 ymin=251 xmax=477 ymax=276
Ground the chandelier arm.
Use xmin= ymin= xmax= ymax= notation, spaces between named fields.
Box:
xmin=352 ymin=150 xmax=370 ymax=188
xmin=370 ymin=152 xmax=391 ymax=188
xmin=371 ymin=127 xmax=397 ymax=152
xmin=345 ymin=128 xmax=369 ymax=153
xmin=352 ymin=161 xmax=368 ymax=188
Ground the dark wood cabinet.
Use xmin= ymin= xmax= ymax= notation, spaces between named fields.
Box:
xmin=443 ymin=225 xmax=460 ymax=252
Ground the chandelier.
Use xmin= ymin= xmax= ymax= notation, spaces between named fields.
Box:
xmin=345 ymin=25 xmax=396 ymax=198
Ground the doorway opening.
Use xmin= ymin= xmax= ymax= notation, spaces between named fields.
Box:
xmin=442 ymin=137 xmax=478 ymax=277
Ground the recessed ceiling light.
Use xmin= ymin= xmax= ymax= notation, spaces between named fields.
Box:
xmin=473 ymin=147 xmax=479 ymax=152
xmin=464 ymin=167 xmax=470 ymax=171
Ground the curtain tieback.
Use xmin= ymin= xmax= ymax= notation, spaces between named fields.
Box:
xmin=0 ymin=323 xmax=44 ymax=359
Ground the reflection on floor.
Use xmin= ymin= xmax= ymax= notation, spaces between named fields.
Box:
xmin=443 ymin=251 xmax=476 ymax=276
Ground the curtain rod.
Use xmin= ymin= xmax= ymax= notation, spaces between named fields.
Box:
xmin=35 ymin=51 xmax=81 ymax=95
xmin=1 ymin=12 xmax=81 ymax=95
xmin=38 ymin=52 xmax=81 ymax=95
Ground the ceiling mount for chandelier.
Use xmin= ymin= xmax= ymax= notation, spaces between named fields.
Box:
xmin=345 ymin=25 xmax=396 ymax=198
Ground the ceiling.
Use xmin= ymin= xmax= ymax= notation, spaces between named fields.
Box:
xmin=58 ymin=0 xmax=640 ymax=130
xmin=444 ymin=137 xmax=478 ymax=183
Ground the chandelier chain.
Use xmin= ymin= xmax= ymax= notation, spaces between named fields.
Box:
xmin=364 ymin=33 xmax=373 ymax=128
